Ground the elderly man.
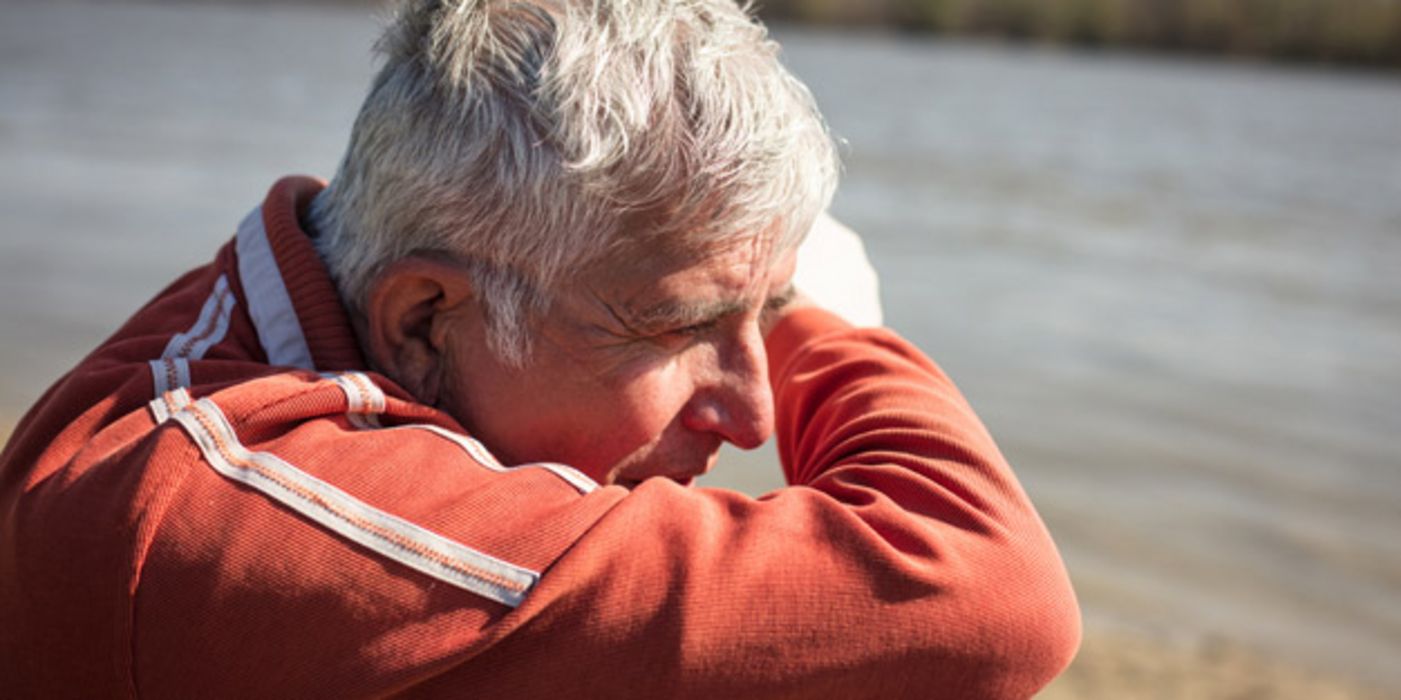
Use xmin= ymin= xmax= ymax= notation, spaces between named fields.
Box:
xmin=0 ymin=0 xmax=1078 ymax=697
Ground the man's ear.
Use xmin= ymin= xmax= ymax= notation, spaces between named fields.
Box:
xmin=361 ymin=257 xmax=478 ymax=405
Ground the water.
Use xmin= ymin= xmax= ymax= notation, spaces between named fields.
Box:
xmin=790 ymin=34 xmax=1401 ymax=693
xmin=2 ymin=1 xmax=1399 ymax=693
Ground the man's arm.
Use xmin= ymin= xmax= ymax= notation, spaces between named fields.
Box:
xmin=412 ymin=305 xmax=1078 ymax=698
xmin=114 ymin=302 xmax=1076 ymax=699
xmin=118 ymin=218 xmax=1078 ymax=698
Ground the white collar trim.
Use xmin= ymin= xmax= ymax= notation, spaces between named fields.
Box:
xmin=236 ymin=206 xmax=316 ymax=371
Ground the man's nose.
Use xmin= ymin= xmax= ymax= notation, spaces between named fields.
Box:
xmin=683 ymin=326 xmax=774 ymax=450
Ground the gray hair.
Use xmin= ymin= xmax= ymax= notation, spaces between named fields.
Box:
xmin=308 ymin=0 xmax=839 ymax=365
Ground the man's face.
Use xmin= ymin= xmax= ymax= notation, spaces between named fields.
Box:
xmin=441 ymin=237 xmax=797 ymax=487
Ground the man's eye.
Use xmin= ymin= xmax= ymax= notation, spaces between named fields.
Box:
xmin=661 ymin=320 xmax=716 ymax=341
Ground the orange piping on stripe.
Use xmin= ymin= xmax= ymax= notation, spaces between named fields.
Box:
xmin=163 ymin=359 xmax=179 ymax=392
xmin=174 ymin=286 xmax=234 ymax=359
xmin=344 ymin=373 xmax=378 ymax=414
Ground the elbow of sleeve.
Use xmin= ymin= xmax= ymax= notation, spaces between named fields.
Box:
xmin=903 ymin=569 xmax=1081 ymax=699
xmin=1018 ymin=574 xmax=1082 ymax=692
xmin=909 ymin=529 xmax=1081 ymax=697
xmin=981 ymin=542 xmax=1082 ymax=696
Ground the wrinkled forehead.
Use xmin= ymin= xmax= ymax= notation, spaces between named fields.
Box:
xmin=613 ymin=208 xmax=794 ymax=273
xmin=571 ymin=228 xmax=795 ymax=314
xmin=617 ymin=223 xmax=787 ymax=280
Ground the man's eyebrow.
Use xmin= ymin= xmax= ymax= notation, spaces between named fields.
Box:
xmin=628 ymin=298 xmax=747 ymax=331
xmin=765 ymin=283 xmax=797 ymax=311
xmin=625 ymin=283 xmax=796 ymax=332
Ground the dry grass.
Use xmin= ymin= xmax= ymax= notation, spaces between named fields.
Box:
xmin=1038 ymin=624 xmax=1395 ymax=699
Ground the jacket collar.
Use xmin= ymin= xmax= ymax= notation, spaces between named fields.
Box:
xmin=236 ymin=176 xmax=366 ymax=372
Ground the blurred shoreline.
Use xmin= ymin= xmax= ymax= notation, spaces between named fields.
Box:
xmin=758 ymin=0 xmax=1401 ymax=70
xmin=70 ymin=0 xmax=1401 ymax=70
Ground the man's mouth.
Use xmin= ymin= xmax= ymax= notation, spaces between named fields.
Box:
xmin=616 ymin=473 xmax=697 ymax=490
xmin=613 ymin=443 xmax=720 ymax=490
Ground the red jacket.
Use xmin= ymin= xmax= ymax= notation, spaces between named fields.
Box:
xmin=0 ymin=177 xmax=1079 ymax=698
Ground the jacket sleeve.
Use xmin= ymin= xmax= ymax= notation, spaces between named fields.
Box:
xmin=120 ymin=309 xmax=1077 ymax=699
xmin=424 ymin=308 xmax=1081 ymax=698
